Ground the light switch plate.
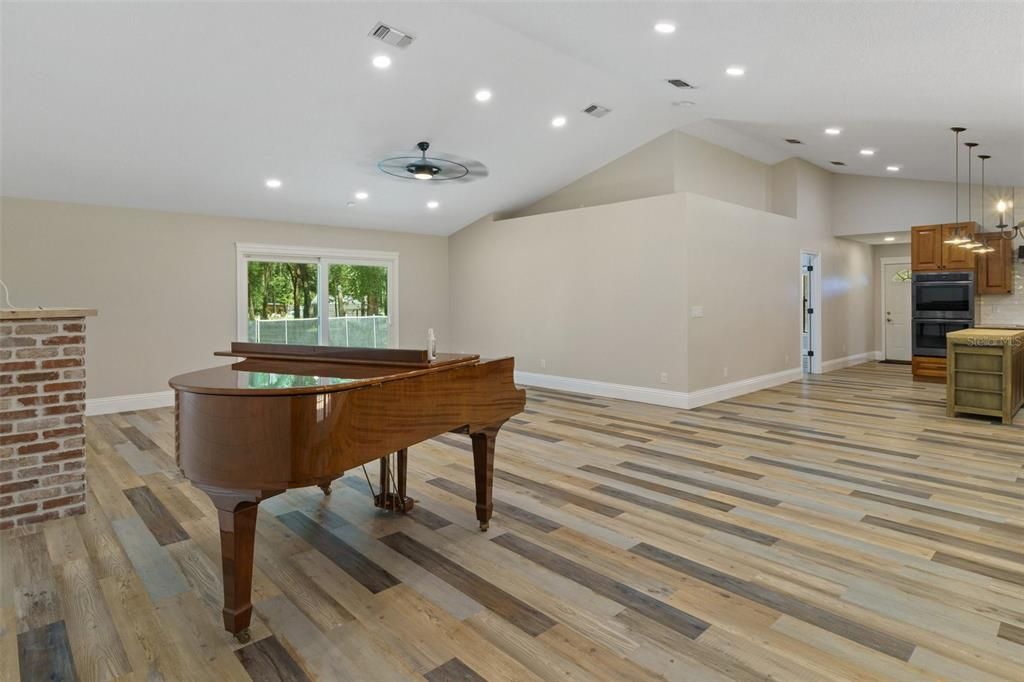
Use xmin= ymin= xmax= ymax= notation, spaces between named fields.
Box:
xmin=690 ymin=306 xmax=704 ymax=318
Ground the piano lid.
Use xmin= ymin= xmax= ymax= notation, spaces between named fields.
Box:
xmin=169 ymin=346 xmax=481 ymax=396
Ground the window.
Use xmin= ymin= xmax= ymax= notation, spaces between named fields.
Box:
xmin=237 ymin=244 xmax=397 ymax=348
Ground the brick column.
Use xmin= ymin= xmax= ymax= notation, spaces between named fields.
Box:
xmin=1 ymin=308 xmax=97 ymax=529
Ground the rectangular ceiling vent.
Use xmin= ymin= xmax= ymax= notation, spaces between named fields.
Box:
xmin=666 ymin=79 xmax=695 ymax=89
xmin=582 ymin=104 xmax=612 ymax=118
xmin=830 ymin=161 xmax=847 ymax=166
xmin=369 ymin=22 xmax=415 ymax=48
xmin=785 ymin=138 xmax=804 ymax=145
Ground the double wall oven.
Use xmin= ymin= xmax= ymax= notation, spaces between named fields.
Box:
xmin=911 ymin=271 xmax=974 ymax=357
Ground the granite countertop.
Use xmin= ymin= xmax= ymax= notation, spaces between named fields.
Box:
xmin=0 ymin=307 xmax=98 ymax=320
xmin=975 ymin=324 xmax=1024 ymax=330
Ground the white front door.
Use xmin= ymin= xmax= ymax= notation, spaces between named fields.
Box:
xmin=883 ymin=262 xmax=912 ymax=361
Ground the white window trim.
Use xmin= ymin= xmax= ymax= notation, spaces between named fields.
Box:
xmin=235 ymin=242 xmax=399 ymax=347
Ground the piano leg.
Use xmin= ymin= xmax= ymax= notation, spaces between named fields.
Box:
xmin=318 ymin=482 xmax=332 ymax=495
xmin=470 ymin=424 xmax=502 ymax=531
xmin=202 ymin=487 xmax=282 ymax=641
xmin=374 ymin=449 xmax=414 ymax=512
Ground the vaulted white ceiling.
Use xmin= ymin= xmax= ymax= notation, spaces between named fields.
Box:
xmin=3 ymin=2 xmax=1022 ymax=236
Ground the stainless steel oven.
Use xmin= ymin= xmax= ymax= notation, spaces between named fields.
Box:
xmin=912 ymin=319 xmax=972 ymax=357
xmin=911 ymin=271 xmax=975 ymax=320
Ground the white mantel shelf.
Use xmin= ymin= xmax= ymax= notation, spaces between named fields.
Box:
xmin=0 ymin=307 xmax=97 ymax=320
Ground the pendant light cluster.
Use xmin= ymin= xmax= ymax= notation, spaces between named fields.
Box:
xmin=943 ymin=126 xmax=1021 ymax=253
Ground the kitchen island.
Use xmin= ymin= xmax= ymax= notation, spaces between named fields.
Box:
xmin=946 ymin=328 xmax=1024 ymax=424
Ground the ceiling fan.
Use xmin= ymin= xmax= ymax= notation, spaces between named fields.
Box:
xmin=377 ymin=141 xmax=488 ymax=183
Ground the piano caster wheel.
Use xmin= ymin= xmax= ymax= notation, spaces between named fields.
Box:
xmin=479 ymin=522 xmax=489 ymax=532
xmin=234 ymin=628 xmax=252 ymax=644
xmin=318 ymin=483 xmax=331 ymax=495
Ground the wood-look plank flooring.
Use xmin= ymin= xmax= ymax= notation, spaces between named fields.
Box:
xmin=3 ymin=363 xmax=1023 ymax=681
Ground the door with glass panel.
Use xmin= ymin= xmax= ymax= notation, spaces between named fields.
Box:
xmin=883 ymin=263 xmax=912 ymax=362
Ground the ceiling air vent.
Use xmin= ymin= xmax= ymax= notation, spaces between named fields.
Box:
xmin=666 ymin=79 xmax=695 ymax=89
xmin=830 ymin=161 xmax=846 ymax=166
xmin=582 ymin=104 xmax=612 ymax=118
xmin=369 ymin=22 xmax=415 ymax=48
xmin=785 ymin=138 xmax=803 ymax=145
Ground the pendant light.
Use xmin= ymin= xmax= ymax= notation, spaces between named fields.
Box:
xmin=973 ymin=154 xmax=995 ymax=253
xmin=944 ymin=127 xmax=970 ymax=245
xmin=958 ymin=142 xmax=983 ymax=250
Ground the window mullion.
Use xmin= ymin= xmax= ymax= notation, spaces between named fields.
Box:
xmin=318 ymin=258 xmax=329 ymax=345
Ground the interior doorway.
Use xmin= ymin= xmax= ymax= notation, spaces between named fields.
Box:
xmin=881 ymin=258 xmax=913 ymax=362
xmin=800 ymin=251 xmax=822 ymax=374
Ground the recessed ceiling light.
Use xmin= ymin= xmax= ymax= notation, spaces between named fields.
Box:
xmin=884 ymin=236 xmax=896 ymax=242
xmin=265 ymin=178 xmax=282 ymax=189
xmin=346 ymin=201 xmax=356 ymax=207
xmin=886 ymin=165 xmax=901 ymax=172
xmin=355 ymin=191 xmax=369 ymax=200
xmin=725 ymin=66 xmax=745 ymax=77
xmin=654 ymin=22 xmax=676 ymax=34
xmin=672 ymin=100 xmax=696 ymax=107
xmin=824 ymin=127 xmax=841 ymax=136
xmin=426 ymin=200 xmax=440 ymax=209
xmin=551 ymin=115 xmax=567 ymax=128
xmin=372 ymin=55 xmax=391 ymax=69
xmin=474 ymin=89 xmax=492 ymax=102
xmin=860 ymin=148 xmax=875 ymax=156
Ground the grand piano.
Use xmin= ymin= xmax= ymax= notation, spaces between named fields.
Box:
xmin=169 ymin=342 xmax=525 ymax=639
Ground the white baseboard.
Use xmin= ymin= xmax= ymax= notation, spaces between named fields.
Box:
xmin=86 ymin=353 xmax=882 ymax=417
xmin=513 ymin=371 xmax=691 ymax=409
xmin=85 ymin=390 xmax=174 ymax=416
xmin=515 ymin=367 xmax=803 ymax=410
xmin=821 ymin=351 xmax=881 ymax=373
xmin=683 ymin=367 xmax=805 ymax=408
xmin=516 ymin=352 xmax=880 ymax=411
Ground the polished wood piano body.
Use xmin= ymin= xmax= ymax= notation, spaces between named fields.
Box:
xmin=169 ymin=343 xmax=525 ymax=638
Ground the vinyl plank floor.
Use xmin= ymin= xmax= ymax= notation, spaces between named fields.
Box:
xmin=3 ymin=362 xmax=1022 ymax=681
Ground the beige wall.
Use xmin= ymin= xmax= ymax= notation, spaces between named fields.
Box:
xmin=832 ymin=174 xmax=1023 ymax=238
xmin=450 ymin=154 xmax=875 ymax=395
xmin=673 ymin=132 xmax=772 ymax=214
xmin=0 ymin=198 xmax=449 ymax=399
xmin=450 ymin=194 xmax=690 ymax=391
xmin=510 ymin=131 xmax=775 ymax=219
xmin=685 ymin=161 xmax=874 ymax=391
xmin=509 ymin=133 xmax=676 ymax=219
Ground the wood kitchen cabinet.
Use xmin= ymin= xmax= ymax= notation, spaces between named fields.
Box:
xmin=941 ymin=222 xmax=977 ymax=270
xmin=911 ymin=224 xmax=943 ymax=271
xmin=911 ymin=222 xmax=977 ymax=271
xmin=976 ymin=231 xmax=1015 ymax=294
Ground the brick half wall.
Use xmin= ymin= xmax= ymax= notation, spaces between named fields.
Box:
xmin=0 ymin=317 xmax=89 ymax=528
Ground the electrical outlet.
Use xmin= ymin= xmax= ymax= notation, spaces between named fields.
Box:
xmin=842 ymin=343 xmax=847 ymax=353
xmin=785 ymin=354 xmax=790 ymax=364
xmin=723 ymin=367 xmax=729 ymax=378
xmin=540 ymin=359 xmax=546 ymax=369
xmin=660 ymin=372 xmax=669 ymax=384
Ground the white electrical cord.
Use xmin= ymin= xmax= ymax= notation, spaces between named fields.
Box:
xmin=0 ymin=279 xmax=17 ymax=309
